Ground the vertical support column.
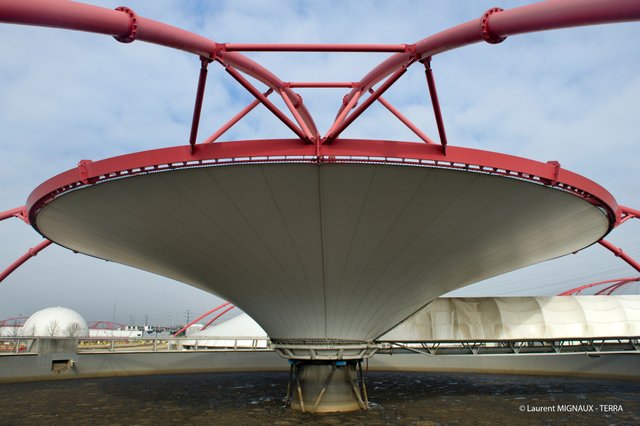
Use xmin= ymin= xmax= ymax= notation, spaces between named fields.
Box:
xmin=189 ymin=57 xmax=210 ymax=152
xmin=288 ymin=360 xmax=368 ymax=412
xmin=422 ymin=58 xmax=448 ymax=155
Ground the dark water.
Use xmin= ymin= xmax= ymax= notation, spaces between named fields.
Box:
xmin=0 ymin=371 xmax=638 ymax=425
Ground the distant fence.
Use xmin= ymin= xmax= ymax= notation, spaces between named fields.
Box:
xmin=0 ymin=336 xmax=272 ymax=354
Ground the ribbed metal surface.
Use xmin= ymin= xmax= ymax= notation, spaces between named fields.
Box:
xmin=35 ymin=163 xmax=609 ymax=341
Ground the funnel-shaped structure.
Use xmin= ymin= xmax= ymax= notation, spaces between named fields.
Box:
xmin=28 ymin=140 xmax=614 ymax=344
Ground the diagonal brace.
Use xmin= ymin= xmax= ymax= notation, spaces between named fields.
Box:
xmin=224 ymin=65 xmax=310 ymax=143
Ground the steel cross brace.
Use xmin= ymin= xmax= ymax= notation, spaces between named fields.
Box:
xmin=223 ymin=65 xmax=312 ymax=143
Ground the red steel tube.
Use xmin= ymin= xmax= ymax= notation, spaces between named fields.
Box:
xmin=339 ymin=0 xmax=640 ymax=120
xmin=0 ymin=206 xmax=28 ymax=223
xmin=0 ymin=239 xmax=52 ymax=284
xmin=281 ymin=89 xmax=315 ymax=141
xmin=189 ymin=58 xmax=209 ymax=148
xmin=423 ymin=60 xmax=448 ymax=153
xmin=224 ymin=66 xmax=310 ymax=142
xmin=371 ymin=90 xmax=435 ymax=144
xmin=201 ymin=305 xmax=236 ymax=330
xmin=599 ymin=239 xmax=640 ymax=273
xmin=324 ymin=67 xmax=407 ymax=143
xmin=595 ymin=281 xmax=631 ymax=295
xmin=203 ymin=89 xmax=273 ymax=144
xmin=288 ymin=82 xmax=358 ymax=88
xmin=0 ymin=0 xmax=318 ymax=138
xmin=558 ymin=277 xmax=640 ymax=295
xmin=223 ymin=43 xmax=408 ymax=52
xmin=620 ymin=205 xmax=640 ymax=219
xmin=172 ymin=302 xmax=231 ymax=336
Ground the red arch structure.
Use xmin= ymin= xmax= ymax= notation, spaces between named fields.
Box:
xmin=0 ymin=0 xmax=638 ymax=288
xmin=559 ymin=277 xmax=640 ymax=296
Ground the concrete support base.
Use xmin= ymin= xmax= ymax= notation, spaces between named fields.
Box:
xmin=286 ymin=360 xmax=368 ymax=413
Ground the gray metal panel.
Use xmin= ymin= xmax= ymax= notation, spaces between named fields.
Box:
xmin=35 ymin=163 xmax=609 ymax=342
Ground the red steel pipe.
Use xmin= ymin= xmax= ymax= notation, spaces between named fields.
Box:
xmin=339 ymin=0 xmax=640 ymax=120
xmin=0 ymin=206 xmax=28 ymax=223
xmin=189 ymin=58 xmax=209 ymax=148
xmin=599 ymin=239 xmax=640 ymax=273
xmin=558 ymin=277 xmax=640 ymax=295
xmin=203 ymin=89 xmax=273 ymax=144
xmin=0 ymin=239 xmax=52 ymax=284
xmin=201 ymin=305 xmax=236 ymax=330
xmin=423 ymin=59 xmax=448 ymax=154
xmin=371 ymin=90 xmax=435 ymax=144
xmin=0 ymin=0 xmax=318 ymax=139
xmin=288 ymin=82 xmax=358 ymax=88
xmin=223 ymin=43 xmax=408 ymax=52
xmin=172 ymin=302 xmax=231 ymax=336
xmin=281 ymin=89 xmax=315 ymax=141
xmin=224 ymin=66 xmax=310 ymax=143
xmin=324 ymin=66 xmax=408 ymax=143
xmin=617 ymin=205 xmax=640 ymax=225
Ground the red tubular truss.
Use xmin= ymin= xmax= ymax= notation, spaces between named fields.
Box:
xmin=598 ymin=240 xmax=640 ymax=273
xmin=0 ymin=239 xmax=52 ymax=284
xmin=0 ymin=0 xmax=318 ymax=142
xmin=223 ymin=43 xmax=409 ymax=53
xmin=559 ymin=277 xmax=640 ymax=296
xmin=0 ymin=206 xmax=28 ymax=224
xmin=1 ymin=0 xmax=637 ymax=150
xmin=87 ymin=320 xmax=127 ymax=330
xmin=172 ymin=302 xmax=234 ymax=336
xmin=619 ymin=205 xmax=640 ymax=225
xmin=339 ymin=0 xmax=640 ymax=117
xmin=0 ymin=316 xmax=29 ymax=327
xmin=201 ymin=305 xmax=236 ymax=331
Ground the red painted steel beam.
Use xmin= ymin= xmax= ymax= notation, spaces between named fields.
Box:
xmin=189 ymin=58 xmax=209 ymax=149
xmin=201 ymin=305 xmax=236 ymax=331
xmin=324 ymin=67 xmax=408 ymax=144
xmin=0 ymin=0 xmax=318 ymax=140
xmin=224 ymin=66 xmax=311 ymax=143
xmin=172 ymin=302 xmax=232 ymax=336
xmin=25 ymin=139 xmax=620 ymax=229
xmin=288 ymin=82 xmax=358 ymax=89
xmin=339 ymin=0 xmax=640 ymax=120
xmin=599 ymin=239 xmax=640 ymax=273
xmin=558 ymin=277 xmax=640 ymax=295
xmin=0 ymin=239 xmax=52 ymax=284
xmin=0 ymin=206 xmax=28 ymax=224
xmin=223 ymin=43 xmax=408 ymax=53
xmin=595 ymin=281 xmax=630 ymax=295
xmin=618 ymin=205 xmax=640 ymax=225
xmin=371 ymin=90 xmax=435 ymax=144
xmin=281 ymin=89 xmax=315 ymax=141
xmin=203 ymin=89 xmax=273 ymax=144
xmin=88 ymin=320 xmax=127 ymax=330
xmin=0 ymin=316 xmax=29 ymax=327
xmin=422 ymin=59 xmax=448 ymax=154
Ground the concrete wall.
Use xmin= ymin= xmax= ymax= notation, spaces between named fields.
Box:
xmin=1 ymin=337 xmax=639 ymax=383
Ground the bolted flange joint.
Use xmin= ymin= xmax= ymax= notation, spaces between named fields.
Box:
xmin=113 ymin=6 xmax=138 ymax=43
xmin=481 ymin=7 xmax=506 ymax=44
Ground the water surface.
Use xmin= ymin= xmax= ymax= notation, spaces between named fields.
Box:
xmin=0 ymin=371 xmax=638 ymax=425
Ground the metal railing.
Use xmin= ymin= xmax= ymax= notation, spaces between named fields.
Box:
xmin=2 ymin=336 xmax=639 ymax=356
xmin=0 ymin=336 xmax=272 ymax=354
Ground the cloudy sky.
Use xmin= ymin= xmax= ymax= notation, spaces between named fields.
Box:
xmin=0 ymin=1 xmax=638 ymax=326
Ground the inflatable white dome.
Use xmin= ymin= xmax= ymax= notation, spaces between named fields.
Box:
xmin=22 ymin=306 xmax=89 ymax=337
